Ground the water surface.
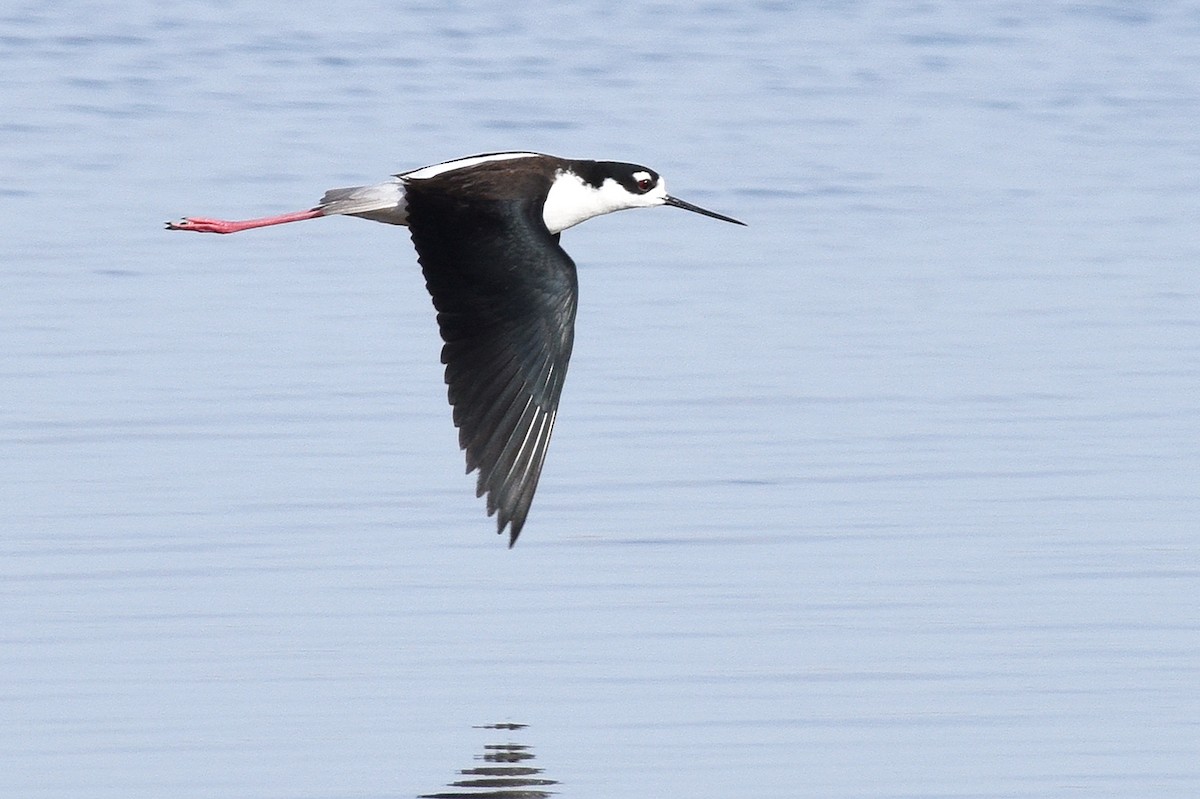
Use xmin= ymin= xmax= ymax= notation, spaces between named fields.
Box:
xmin=2 ymin=2 xmax=1198 ymax=797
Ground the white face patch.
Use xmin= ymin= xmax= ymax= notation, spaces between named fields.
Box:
xmin=645 ymin=177 xmax=668 ymax=202
xmin=403 ymin=152 xmax=541 ymax=180
xmin=632 ymin=170 xmax=653 ymax=185
xmin=543 ymin=171 xmax=668 ymax=233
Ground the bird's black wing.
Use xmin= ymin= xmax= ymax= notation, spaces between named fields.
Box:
xmin=404 ymin=168 xmax=577 ymax=545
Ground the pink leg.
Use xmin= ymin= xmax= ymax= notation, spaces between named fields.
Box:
xmin=165 ymin=208 xmax=323 ymax=234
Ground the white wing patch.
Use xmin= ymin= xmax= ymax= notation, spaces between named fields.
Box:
xmin=402 ymin=152 xmax=542 ymax=180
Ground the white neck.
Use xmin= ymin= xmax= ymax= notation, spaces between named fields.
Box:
xmin=542 ymin=172 xmax=635 ymax=234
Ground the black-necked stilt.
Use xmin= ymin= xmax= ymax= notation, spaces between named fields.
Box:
xmin=167 ymin=151 xmax=744 ymax=545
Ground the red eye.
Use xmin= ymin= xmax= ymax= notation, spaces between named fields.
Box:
xmin=637 ymin=178 xmax=653 ymax=192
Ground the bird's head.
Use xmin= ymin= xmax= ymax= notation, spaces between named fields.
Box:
xmin=543 ymin=160 xmax=746 ymax=233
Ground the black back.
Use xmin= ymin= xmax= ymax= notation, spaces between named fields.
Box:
xmin=404 ymin=160 xmax=577 ymax=545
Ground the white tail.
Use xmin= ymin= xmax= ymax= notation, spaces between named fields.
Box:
xmin=318 ymin=178 xmax=408 ymax=225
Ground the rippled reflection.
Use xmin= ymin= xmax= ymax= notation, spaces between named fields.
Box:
xmin=419 ymin=723 xmax=557 ymax=798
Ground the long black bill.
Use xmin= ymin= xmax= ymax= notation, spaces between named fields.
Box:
xmin=665 ymin=195 xmax=746 ymax=226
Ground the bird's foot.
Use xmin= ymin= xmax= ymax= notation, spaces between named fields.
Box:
xmin=165 ymin=217 xmax=240 ymax=234
xmin=164 ymin=209 xmax=323 ymax=234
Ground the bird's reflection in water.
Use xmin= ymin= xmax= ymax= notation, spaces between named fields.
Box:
xmin=419 ymin=723 xmax=558 ymax=798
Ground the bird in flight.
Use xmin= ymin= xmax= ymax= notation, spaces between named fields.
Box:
xmin=167 ymin=151 xmax=744 ymax=545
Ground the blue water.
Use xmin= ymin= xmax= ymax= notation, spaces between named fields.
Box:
xmin=2 ymin=2 xmax=1198 ymax=797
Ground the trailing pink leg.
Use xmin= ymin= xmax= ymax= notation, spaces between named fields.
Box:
xmin=165 ymin=208 xmax=323 ymax=234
